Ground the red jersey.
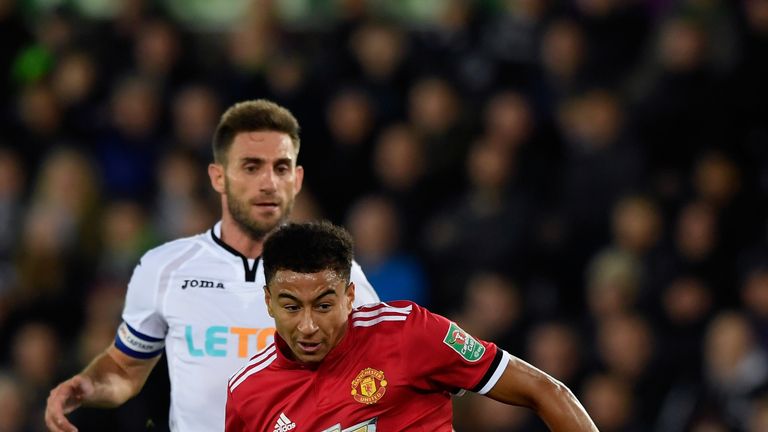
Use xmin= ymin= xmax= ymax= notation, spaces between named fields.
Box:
xmin=225 ymin=301 xmax=510 ymax=431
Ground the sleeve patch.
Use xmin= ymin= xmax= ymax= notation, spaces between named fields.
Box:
xmin=115 ymin=322 xmax=165 ymax=359
xmin=442 ymin=322 xmax=485 ymax=362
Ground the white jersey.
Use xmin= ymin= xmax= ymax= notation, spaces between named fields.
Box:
xmin=115 ymin=222 xmax=379 ymax=432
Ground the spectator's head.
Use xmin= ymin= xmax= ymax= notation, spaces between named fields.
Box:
xmin=749 ymin=394 xmax=768 ymax=432
xmin=51 ymin=50 xmax=98 ymax=107
xmin=265 ymin=51 xmax=307 ymax=97
xmin=559 ymin=89 xmax=623 ymax=149
xmin=172 ymin=84 xmax=221 ymax=152
xmin=658 ymin=17 xmax=707 ymax=72
xmin=675 ymin=200 xmax=717 ymax=262
xmin=0 ymin=372 xmax=28 ymax=432
xmin=742 ymin=267 xmax=768 ymax=320
xmin=705 ymin=311 xmax=768 ymax=391
xmin=483 ymin=91 xmax=533 ymax=147
xmin=745 ymin=0 xmax=768 ymax=34
xmin=541 ymin=19 xmax=586 ymax=82
xmin=110 ymin=76 xmax=160 ymax=139
xmin=611 ymin=195 xmax=662 ymax=256
xmin=467 ymin=138 xmax=515 ymax=192
xmin=350 ymin=21 xmax=406 ymax=81
xmin=596 ymin=313 xmax=654 ymax=380
xmin=288 ymin=188 xmax=324 ymax=223
xmin=346 ymin=195 xmax=400 ymax=265
xmin=581 ymin=373 xmax=635 ymax=432
xmin=326 ymin=88 xmax=375 ymax=147
xmin=693 ymin=151 xmax=740 ymax=208
xmin=408 ymin=77 xmax=459 ymax=136
xmin=373 ymin=124 xmax=425 ymax=192
xmin=135 ymin=18 xmax=180 ymax=77
xmin=527 ymin=322 xmax=581 ymax=384
xmin=459 ymin=272 xmax=521 ymax=342
xmin=18 ymin=83 xmax=61 ymax=136
xmin=586 ymin=249 xmax=642 ymax=318
xmin=31 ymin=147 xmax=100 ymax=217
xmin=0 ymin=147 xmax=25 ymax=201
xmin=157 ymin=149 xmax=204 ymax=198
xmin=663 ymin=276 xmax=713 ymax=326
xmin=11 ymin=321 xmax=60 ymax=388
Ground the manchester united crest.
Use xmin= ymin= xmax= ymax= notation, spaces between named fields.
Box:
xmin=350 ymin=368 xmax=387 ymax=405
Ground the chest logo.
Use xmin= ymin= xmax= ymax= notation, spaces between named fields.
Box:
xmin=181 ymin=279 xmax=225 ymax=290
xmin=351 ymin=368 xmax=387 ymax=405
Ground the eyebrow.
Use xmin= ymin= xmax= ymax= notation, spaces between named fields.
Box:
xmin=240 ymin=156 xmax=293 ymax=165
xmin=277 ymin=289 xmax=337 ymax=303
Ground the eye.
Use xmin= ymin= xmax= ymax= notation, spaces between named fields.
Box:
xmin=244 ymin=164 xmax=257 ymax=173
xmin=315 ymin=303 xmax=333 ymax=312
xmin=275 ymin=164 xmax=291 ymax=175
xmin=283 ymin=304 xmax=300 ymax=312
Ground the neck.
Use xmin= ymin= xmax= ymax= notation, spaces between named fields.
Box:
xmin=219 ymin=214 xmax=265 ymax=258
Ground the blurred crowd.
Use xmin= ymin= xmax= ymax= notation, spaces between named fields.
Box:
xmin=1 ymin=0 xmax=768 ymax=431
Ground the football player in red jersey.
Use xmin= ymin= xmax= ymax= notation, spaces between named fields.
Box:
xmin=226 ymin=221 xmax=598 ymax=432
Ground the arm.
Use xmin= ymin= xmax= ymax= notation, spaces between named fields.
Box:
xmin=45 ymin=345 xmax=160 ymax=432
xmin=486 ymin=355 xmax=598 ymax=432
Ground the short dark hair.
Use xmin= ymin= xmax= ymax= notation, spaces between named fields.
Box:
xmin=212 ymin=99 xmax=300 ymax=164
xmin=263 ymin=221 xmax=353 ymax=285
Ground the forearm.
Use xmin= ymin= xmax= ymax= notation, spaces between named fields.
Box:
xmin=533 ymin=379 xmax=598 ymax=432
xmin=79 ymin=346 xmax=157 ymax=407
xmin=486 ymin=356 xmax=597 ymax=432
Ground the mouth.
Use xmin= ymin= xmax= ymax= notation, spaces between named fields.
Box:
xmin=297 ymin=341 xmax=322 ymax=354
xmin=253 ymin=201 xmax=280 ymax=209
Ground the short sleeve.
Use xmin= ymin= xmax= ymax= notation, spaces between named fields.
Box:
xmin=402 ymin=302 xmax=510 ymax=394
xmin=115 ymin=249 xmax=170 ymax=358
xmin=350 ymin=260 xmax=380 ymax=306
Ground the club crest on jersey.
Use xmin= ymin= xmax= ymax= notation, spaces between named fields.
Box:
xmin=443 ymin=322 xmax=485 ymax=362
xmin=351 ymin=368 xmax=387 ymax=405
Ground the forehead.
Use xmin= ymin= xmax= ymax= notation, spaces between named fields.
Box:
xmin=229 ymin=131 xmax=296 ymax=161
xmin=271 ymin=270 xmax=345 ymax=297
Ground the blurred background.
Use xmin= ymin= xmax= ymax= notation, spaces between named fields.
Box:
xmin=1 ymin=0 xmax=768 ymax=430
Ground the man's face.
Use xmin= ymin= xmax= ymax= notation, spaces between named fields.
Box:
xmin=265 ymin=269 xmax=355 ymax=363
xmin=210 ymin=131 xmax=303 ymax=239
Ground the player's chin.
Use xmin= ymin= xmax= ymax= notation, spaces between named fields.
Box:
xmin=294 ymin=344 xmax=327 ymax=362
xmin=248 ymin=212 xmax=283 ymax=230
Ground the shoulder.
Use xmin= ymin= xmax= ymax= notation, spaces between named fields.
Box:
xmin=228 ymin=343 xmax=279 ymax=394
xmin=136 ymin=232 xmax=209 ymax=272
xmin=349 ymin=301 xmax=419 ymax=330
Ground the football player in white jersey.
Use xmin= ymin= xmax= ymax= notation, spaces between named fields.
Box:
xmin=45 ymin=100 xmax=380 ymax=432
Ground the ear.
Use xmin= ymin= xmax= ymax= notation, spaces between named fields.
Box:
xmin=345 ymin=282 xmax=356 ymax=310
xmin=208 ymin=163 xmax=225 ymax=194
xmin=264 ymin=286 xmax=274 ymax=317
xmin=294 ymin=165 xmax=304 ymax=194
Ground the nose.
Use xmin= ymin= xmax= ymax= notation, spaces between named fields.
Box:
xmin=259 ymin=169 xmax=277 ymax=193
xmin=297 ymin=310 xmax=318 ymax=335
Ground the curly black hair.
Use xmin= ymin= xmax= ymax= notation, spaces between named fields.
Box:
xmin=263 ymin=221 xmax=353 ymax=285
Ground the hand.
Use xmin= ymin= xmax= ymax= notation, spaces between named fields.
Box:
xmin=45 ymin=375 xmax=94 ymax=432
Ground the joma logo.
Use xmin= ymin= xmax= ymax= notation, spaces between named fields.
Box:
xmin=181 ymin=279 xmax=225 ymax=289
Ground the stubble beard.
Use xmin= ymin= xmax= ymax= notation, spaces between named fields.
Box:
xmin=225 ymin=181 xmax=294 ymax=241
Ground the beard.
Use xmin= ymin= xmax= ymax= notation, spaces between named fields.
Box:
xmin=225 ymin=180 xmax=294 ymax=240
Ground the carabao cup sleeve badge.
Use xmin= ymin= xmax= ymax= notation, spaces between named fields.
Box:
xmin=443 ymin=322 xmax=485 ymax=362
xmin=351 ymin=368 xmax=387 ymax=404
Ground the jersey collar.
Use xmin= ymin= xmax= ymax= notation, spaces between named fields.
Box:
xmin=209 ymin=221 xmax=260 ymax=282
